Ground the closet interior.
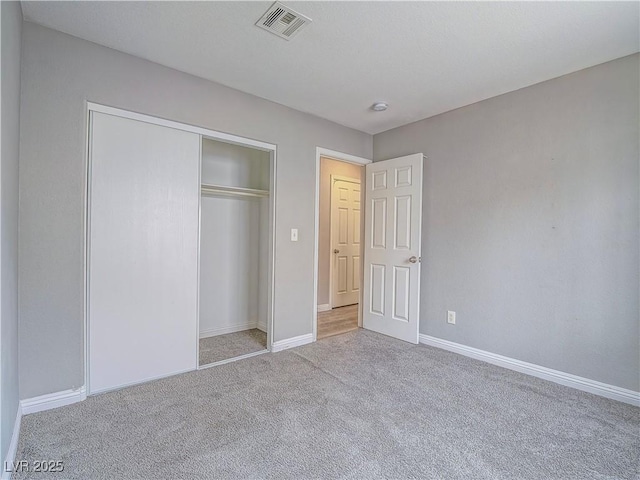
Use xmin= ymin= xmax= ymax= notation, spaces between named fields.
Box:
xmin=198 ymin=137 xmax=272 ymax=366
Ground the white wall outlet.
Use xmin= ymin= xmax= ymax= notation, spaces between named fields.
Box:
xmin=290 ymin=228 xmax=298 ymax=242
xmin=447 ymin=310 xmax=456 ymax=324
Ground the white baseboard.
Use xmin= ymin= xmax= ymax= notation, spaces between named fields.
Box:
xmin=257 ymin=321 xmax=267 ymax=333
xmin=199 ymin=322 xmax=257 ymax=339
xmin=20 ymin=386 xmax=87 ymax=415
xmin=419 ymin=334 xmax=640 ymax=407
xmin=317 ymin=304 xmax=331 ymax=312
xmin=1 ymin=405 xmax=22 ymax=480
xmin=272 ymin=333 xmax=314 ymax=352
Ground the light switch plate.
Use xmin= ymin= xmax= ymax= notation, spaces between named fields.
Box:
xmin=447 ymin=311 xmax=456 ymax=324
xmin=291 ymin=228 xmax=298 ymax=242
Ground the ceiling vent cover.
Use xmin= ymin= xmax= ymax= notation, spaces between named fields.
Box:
xmin=256 ymin=2 xmax=312 ymax=40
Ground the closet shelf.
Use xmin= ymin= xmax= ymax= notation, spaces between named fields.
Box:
xmin=201 ymin=183 xmax=269 ymax=198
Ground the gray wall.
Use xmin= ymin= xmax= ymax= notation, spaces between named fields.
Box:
xmin=19 ymin=23 xmax=372 ymax=399
xmin=1 ymin=0 xmax=22 ymax=463
xmin=317 ymin=157 xmax=364 ymax=307
xmin=374 ymin=54 xmax=639 ymax=391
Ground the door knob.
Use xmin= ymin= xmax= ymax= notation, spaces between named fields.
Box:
xmin=409 ymin=256 xmax=419 ymax=264
xmin=334 ymin=249 xmax=340 ymax=254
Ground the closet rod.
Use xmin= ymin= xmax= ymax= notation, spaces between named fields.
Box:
xmin=201 ymin=184 xmax=269 ymax=198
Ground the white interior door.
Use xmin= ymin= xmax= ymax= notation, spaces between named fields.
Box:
xmin=331 ymin=177 xmax=361 ymax=308
xmin=362 ymin=153 xmax=423 ymax=343
xmin=88 ymin=112 xmax=200 ymax=393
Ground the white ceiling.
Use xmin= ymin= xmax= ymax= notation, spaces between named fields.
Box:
xmin=22 ymin=1 xmax=640 ymax=135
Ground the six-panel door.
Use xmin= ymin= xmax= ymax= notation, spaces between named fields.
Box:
xmin=362 ymin=154 xmax=423 ymax=344
xmin=332 ymin=177 xmax=361 ymax=308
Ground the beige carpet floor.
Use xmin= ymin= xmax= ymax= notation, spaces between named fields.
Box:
xmin=199 ymin=328 xmax=267 ymax=366
xmin=12 ymin=330 xmax=639 ymax=479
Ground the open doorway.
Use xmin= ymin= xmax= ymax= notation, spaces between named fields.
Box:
xmin=315 ymin=153 xmax=367 ymax=340
xmin=313 ymin=149 xmax=423 ymax=346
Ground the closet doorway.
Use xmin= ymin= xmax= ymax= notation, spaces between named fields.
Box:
xmin=86 ymin=103 xmax=276 ymax=394
xmin=314 ymin=150 xmax=371 ymax=340
xmin=198 ymin=137 xmax=275 ymax=367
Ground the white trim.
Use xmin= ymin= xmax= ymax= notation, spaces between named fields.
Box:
xmin=195 ymin=135 xmax=203 ymax=372
xmin=267 ymin=149 xmax=277 ymax=351
xmin=1 ymin=405 xmax=22 ymax=480
xmin=317 ymin=304 xmax=331 ymax=312
xmin=317 ymin=147 xmax=372 ymax=167
xmin=419 ymin=334 xmax=640 ymax=406
xmin=83 ymin=108 xmax=93 ymax=395
xmin=271 ymin=333 xmax=314 ymax=352
xmin=198 ymin=349 xmax=268 ymax=370
xmin=20 ymin=387 xmax=87 ymax=415
xmin=314 ymin=147 xmax=371 ymax=341
xmin=199 ymin=322 xmax=258 ymax=339
xmin=86 ymin=102 xmax=276 ymax=152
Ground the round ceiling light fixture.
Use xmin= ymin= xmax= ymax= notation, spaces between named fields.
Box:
xmin=371 ymin=102 xmax=388 ymax=112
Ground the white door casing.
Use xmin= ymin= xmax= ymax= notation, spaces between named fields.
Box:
xmin=331 ymin=176 xmax=361 ymax=308
xmin=362 ymin=154 xmax=423 ymax=344
xmin=88 ymin=112 xmax=200 ymax=393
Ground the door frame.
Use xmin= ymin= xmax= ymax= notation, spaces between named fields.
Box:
xmin=313 ymin=147 xmax=371 ymax=341
xmin=328 ymin=174 xmax=362 ymax=310
xmin=84 ymin=102 xmax=278 ymax=394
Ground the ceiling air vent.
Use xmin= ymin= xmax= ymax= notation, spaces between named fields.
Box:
xmin=256 ymin=2 xmax=312 ymax=40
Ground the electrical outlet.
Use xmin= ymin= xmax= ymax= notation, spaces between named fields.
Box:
xmin=447 ymin=311 xmax=456 ymax=324
xmin=290 ymin=228 xmax=298 ymax=242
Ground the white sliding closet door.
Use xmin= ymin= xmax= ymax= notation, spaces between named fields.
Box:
xmin=89 ymin=112 xmax=200 ymax=394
